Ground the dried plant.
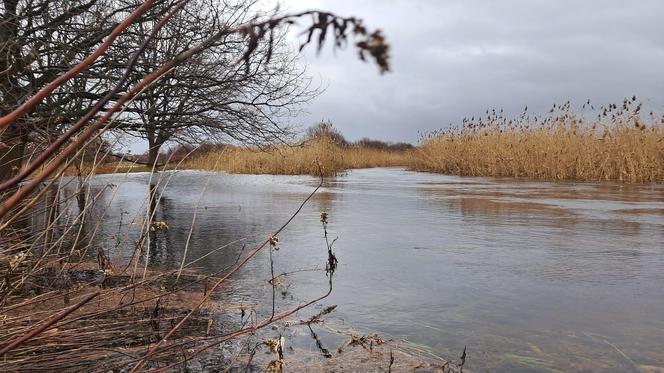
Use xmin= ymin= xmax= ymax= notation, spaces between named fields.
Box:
xmin=414 ymin=98 xmax=664 ymax=182
xmin=181 ymin=136 xmax=413 ymax=176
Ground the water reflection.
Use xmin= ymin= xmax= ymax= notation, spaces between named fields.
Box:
xmin=69 ymin=168 xmax=664 ymax=372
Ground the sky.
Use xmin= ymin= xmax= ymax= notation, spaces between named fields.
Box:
xmin=276 ymin=0 xmax=664 ymax=144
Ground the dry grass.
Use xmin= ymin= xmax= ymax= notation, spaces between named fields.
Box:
xmin=413 ymin=100 xmax=664 ymax=183
xmin=0 ymin=253 xmax=231 ymax=372
xmin=69 ymin=100 xmax=663 ymax=184
xmin=64 ymin=162 xmax=154 ymax=175
xmin=182 ymin=137 xmax=414 ymax=177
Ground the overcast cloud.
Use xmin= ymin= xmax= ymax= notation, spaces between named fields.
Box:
xmin=278 ymin=0 xmax=664 ymax=143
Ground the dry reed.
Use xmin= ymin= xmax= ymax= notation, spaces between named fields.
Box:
xmin=77 ymin=100 xmax=663 ymax=184
xmin=64 ymin=162 xmax=155 ymax=175
xmin=413 ymin=99 xmax=664 ymax=183
xmin=182 ymin=137 xmax=414 ymax=177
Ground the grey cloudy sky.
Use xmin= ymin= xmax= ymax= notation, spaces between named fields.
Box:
xmin=279 ymin=0 xmax=664 ymax=143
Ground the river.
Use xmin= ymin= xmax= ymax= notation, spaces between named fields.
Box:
xmin=76 ymin=167 xmax=664 ymax=372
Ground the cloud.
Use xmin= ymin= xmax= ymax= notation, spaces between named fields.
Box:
xmin=281 ymin=0 xmax=664 ymax=143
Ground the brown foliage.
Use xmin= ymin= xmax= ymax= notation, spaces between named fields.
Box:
xmin=182 ymin=136 xmax=413 ymax=177
xmin=414 ymin=99 xmax=664 ymax=182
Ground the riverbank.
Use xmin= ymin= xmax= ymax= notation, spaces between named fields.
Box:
xmin=412 ymin=106 xmax=664 ymax=183
xmin=69 ymin=103 xmax=664 ymax=183
xmin=0 ymin=254 xmax=455 ymax=371
xmin=0 ymin=256 xmax=227 ymax=371
xmin=182 ymin=103 xmax=664 ymax=182
xmin=179 ymin=137 xmax=414 ymax=177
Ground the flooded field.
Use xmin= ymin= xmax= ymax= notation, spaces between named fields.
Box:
xmin=77 ymin=168 xmax=664 ymax=372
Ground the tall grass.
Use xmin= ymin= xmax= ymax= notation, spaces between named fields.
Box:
xmin=82 ymin=100 xmax=664 ymax=183
xmin=182 ymin=137 xmax=414 ymax=176
xmin=413 ymin=100 xmax=664 ymax=183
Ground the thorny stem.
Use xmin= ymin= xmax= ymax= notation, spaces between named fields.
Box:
xmin=269 ymin=245 xmax=276 ymax=321
xmin=143 ymin=167 xmax=336 ymax=371
xmin=129 ymin=169 xmax=325 ymax=372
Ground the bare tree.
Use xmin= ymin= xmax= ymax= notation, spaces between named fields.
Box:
xmin=106 ymin=0 xmax=319 ymax=165
xmin=1 ymin=0 xmax=389 ymax=183
xmin=0 ymin=1 xmax=390 ymax=217
xmin=0 ymin=0 xmax=170 ymax=181
xmin=0 ymin=3 xmax=392 ymax=370
xmin=305 ymin=119 xmax=347 ymax=146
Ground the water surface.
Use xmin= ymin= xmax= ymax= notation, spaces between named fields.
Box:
xmin=80 ymin=168 xmax=664 ymax=372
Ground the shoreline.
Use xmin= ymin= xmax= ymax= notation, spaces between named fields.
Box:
xmin=0 ymin=258 xmax=456 ymax=372
xmin=73 ymin=161 xmax=664 ymax=184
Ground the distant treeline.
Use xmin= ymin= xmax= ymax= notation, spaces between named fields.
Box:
xmin=125 ymin=120 xmax=414 ymax=165
xmin=304 ymin=120 xmax=414 ymax=151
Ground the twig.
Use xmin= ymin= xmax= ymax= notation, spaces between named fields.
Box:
xmin=129 ymin=170 xmax=325 ymax=371
xmin=0 ymin=291 xmax=99 ymax=355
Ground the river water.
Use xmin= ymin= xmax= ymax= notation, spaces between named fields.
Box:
xmin=79 ymin=168 xmax=664 ymax=372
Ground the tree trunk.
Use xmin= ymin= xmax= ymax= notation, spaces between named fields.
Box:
xmin=146 ymin=133 xmax=164 ymax=167
xmin=148 ymin=144 xmax=160 ymax=167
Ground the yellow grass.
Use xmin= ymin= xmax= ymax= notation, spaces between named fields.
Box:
xmin=412 ymin=104 xmax=664 ymax=183
xmin=181 ymin=137 xmax=413 ymax=176
xmin=70 ymin=102 xmax=664 ymax=183
xmin=63 ymin=161 xmax=155 ymax=176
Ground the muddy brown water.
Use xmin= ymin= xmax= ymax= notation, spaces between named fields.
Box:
xmin=70 ymin=168 xmax=664 ymax=372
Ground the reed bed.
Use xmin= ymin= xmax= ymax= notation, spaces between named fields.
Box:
xmin=0 ymin=263 xmax=226 ymax=371
xmin=82 ymin=100 xmax=663 ymax=184
xmin=182 ymin=137 xmax=414 ymax=177
xmin=64 ymin=162 xmax=155 ymax=175
xmin=413 ymin=99 xmax=664 ymax=183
